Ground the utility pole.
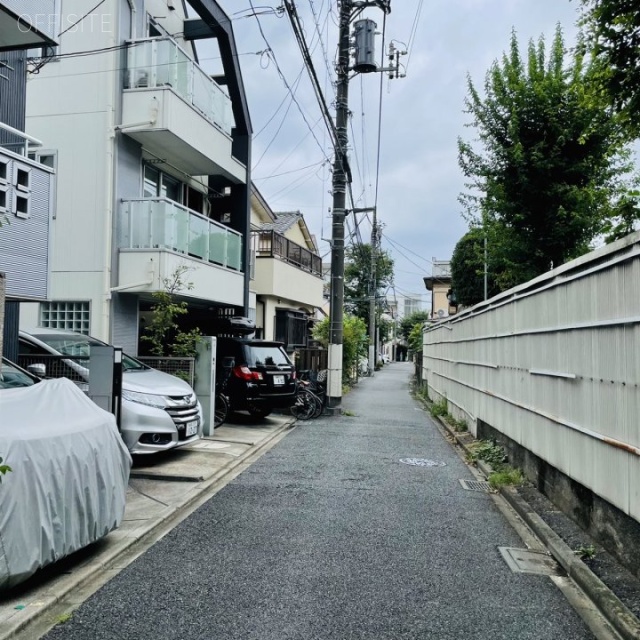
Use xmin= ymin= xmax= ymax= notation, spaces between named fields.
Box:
xmin=368 ymin=207 xmax=378 ymax=374
xmin=326 ymin=0 xmax=351 ymax=411
xmin=326 ymin=0 xmax=395 ymax=412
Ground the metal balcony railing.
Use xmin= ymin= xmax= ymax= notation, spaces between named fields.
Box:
xmin=252 ymin=230 xmax=322 ymax=277
xmin=124 ymin=37 xmax=233 ymax=136
xmin=0 ymin=121 xmax=43 ymax=157
xmin=119 ymin=198 xmax=243 ymax=271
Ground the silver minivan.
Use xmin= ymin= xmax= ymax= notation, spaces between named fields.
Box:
xmin=18 ymin=329 xmax=203 ymax=454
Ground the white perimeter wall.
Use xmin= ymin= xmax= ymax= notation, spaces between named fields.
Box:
xmin=422 ymin=231 xmax=640 ymax=523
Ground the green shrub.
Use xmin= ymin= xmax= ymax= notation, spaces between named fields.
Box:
xmin=312 ymin=314 xmax=368 ymax=385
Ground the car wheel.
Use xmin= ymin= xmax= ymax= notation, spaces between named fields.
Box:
xmin=247 ymin=403 xmax=272 ymax=419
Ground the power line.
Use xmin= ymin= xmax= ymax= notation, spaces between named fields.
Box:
xmin=405 ymin=0 xmax=425 ymax=74
xmin=58 ymin=0 xmax=108 ymax=37
xmin=248 ymin=0 xmax=332 ymax=163
xmin=373 ymin=10 xmax=388 ymax=213
xmin=253 ymin=160 xmax=327 ymax=180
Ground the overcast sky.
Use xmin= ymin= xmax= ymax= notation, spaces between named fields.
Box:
xmin=212 ymin=0 xmax=581 ymax=311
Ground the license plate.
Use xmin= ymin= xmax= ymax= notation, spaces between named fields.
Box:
xmin=273 ymin=375 xmax=285 ymax=386
xmin=185 ymin=420 xmax=199 ymax=437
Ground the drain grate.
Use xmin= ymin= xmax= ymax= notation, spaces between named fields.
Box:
xmin=459 ymin=478 xmax=492 ymax=492
xmin=498 ymin=547 xmax=562 ymax=576
xmin=399 ymin=458 xmax=446 ymax=467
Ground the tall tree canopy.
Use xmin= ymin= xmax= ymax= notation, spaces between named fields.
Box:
xmin=458 ymin=26 xmax=639 ymax=291
xmin=580 ymin=1 xmax=640 ymax=137
xmin=344 ymin=243 xmax=394 ymax=327
xmin=450 ymin=228 xmax=500 ymax=307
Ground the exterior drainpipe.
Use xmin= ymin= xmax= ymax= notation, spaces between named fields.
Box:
xmin=125 ymin=0 xmax=136 ymax=38
xmin=102 ymin=0 xmax=120 ymax=342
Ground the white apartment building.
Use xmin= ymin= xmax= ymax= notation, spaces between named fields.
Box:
xmin=21 ymin=0 xmax=252 ymax=354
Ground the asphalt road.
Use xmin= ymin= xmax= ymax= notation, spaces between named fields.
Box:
xmin=43 ymin=362 xmax=593 ymax=640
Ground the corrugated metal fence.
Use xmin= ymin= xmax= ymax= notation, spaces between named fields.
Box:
xmin=422 ymin=231 xmax=640 ymax=523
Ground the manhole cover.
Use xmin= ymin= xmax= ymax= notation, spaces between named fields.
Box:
xmin=399 ymin=458 xmax=446 ymax=467
xmin=459 ymin=479 xmax=492 ymax=492
xmin=498 ymin=547 xmax=562 ymax=576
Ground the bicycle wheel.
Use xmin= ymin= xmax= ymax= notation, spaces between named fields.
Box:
xmin=311 ymin=390 xmax=324 ymax=418
xmin=214 ymin=393 xmax=229 ymax=428
xmin=290 ymin=390 xmax=317 ymax=420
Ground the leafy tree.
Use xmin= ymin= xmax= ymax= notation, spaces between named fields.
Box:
xmin=450 ymin=228 xmax=500 ymax=307
xmin=407 ymin=323 xmax=423 ymax=357
xmin=458 ymin=26 xmax=639 ymax=290
xmin=344 ymin=244 xmax=394 ymax=327
xmin=579 ymin=1 xmax=640 ymax=137
xmin=312 ymin=314 xmax=368 ymax=384
xmin=399 ymin=311 xmax=429 ymax=342
xmin=141 ymin=266 xmax=202 ymax=358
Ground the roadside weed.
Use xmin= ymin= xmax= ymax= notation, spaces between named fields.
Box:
xmin=451 ymin=418 xmax=468 ymax=433
xmin=430 ymin=398 xmax=448 ymax=418
xmin=0 ymin=456 xmax=11 ymax=482
xmin=574 ymin=544 xmax=597 ymax=561
xmin=54 ymin=612 xmax=73 ymax=625
xmin=467 ymin=440 xmax=506 ymax=469
xmin=488 ymin=466 xmax=524 ymax=489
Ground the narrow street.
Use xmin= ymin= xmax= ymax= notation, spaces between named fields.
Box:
xmin=42 ymin=362 xmax=594 ymax=640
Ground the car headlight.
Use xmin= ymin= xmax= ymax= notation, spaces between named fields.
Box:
xmin=121 ymin=389 xmax=168 ymax=409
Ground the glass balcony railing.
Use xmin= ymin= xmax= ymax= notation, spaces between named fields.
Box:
xmin=119 ymin=198 xmax=243 ymax=272
xmin=125 ymin=37 xmax=233 ymax=136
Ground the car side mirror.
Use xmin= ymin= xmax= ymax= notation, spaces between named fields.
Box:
xmin=27 ymin=363 xmax=46 ymax=378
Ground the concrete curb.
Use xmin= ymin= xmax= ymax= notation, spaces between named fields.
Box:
xmin=430 ymin=410 xmax=640 ymax=640
xmin=1 ymin=418 xmax=296 ymax=640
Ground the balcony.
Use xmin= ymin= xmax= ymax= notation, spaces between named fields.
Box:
xmin=252 ymin=231 xmax=323 ymax=307
xmin=122 ymin=37 xmax=246 ymax=182
xmin=116 ymin=198 xmax=244 ymax=307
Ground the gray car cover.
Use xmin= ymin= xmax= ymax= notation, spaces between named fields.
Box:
xmin=0 ymin=377 xmax=131 ymax=589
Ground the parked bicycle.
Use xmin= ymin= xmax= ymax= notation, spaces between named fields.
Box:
xmin=290 ymin=369 xmax=327 ymax=420
xmin=213 ymin=357 xmax=235 ymax=428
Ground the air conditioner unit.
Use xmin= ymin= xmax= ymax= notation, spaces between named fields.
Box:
xmin=436 ymin=308 xmax=447 ymax=319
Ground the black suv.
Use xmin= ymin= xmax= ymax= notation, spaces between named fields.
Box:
xmin=216 ymin=338 xmax=296 ymax=418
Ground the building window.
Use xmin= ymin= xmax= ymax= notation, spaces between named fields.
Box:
xmin=28 ymin=150 xmax=57 ymax=170
xmin=14 ymin=191 xmax=29 ymax=218
xmin=40 ymin=301 xmax=91 ymax=334
xmin=143 ymin=164 xmax=183 ymax=204
xmin=12 ymin=162 xmax=31 ymax=219
xmin=275 ymin=309 xmax=308 ymax=351
xmin=16 ymin=166 xmax=30 ymax=191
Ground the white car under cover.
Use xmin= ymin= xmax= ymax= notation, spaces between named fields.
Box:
xmin=0 ymin=377 xmax=131 ymax=589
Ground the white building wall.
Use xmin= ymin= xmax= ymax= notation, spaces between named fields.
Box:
xmin=25 ymin=0 xmax=120 ymax=339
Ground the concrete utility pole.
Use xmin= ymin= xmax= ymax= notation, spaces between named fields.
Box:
xmin=326 ymin=0 xmax=394 ymax=412
xmin=326 ymin=0 xmax=351 ymax=410
xmin=368 ymin=207 xmax=378 ymax=373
